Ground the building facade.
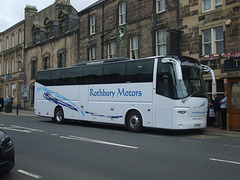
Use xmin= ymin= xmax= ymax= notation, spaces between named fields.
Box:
xmin=0 ymin=0 xmax=239 ymax=129
xmin=78 ymin=0 xmax=181 ymax=61
xmin=0 ymin=21 xmax=24 ymax=107
xmin=180 ymin=0 xmax=240 ymax=95
xmin=24 ymin=0 xmax=79 ymax=110
xmin=180 ymin=0 xmax=240 ymax=129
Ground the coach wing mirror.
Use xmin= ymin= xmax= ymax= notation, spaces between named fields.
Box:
xmin=162 ymin=58 xmax=183 ymax=80
xmin=201 ymin=64 xmax=216 ymax=85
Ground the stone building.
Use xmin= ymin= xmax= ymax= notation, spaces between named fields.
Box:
xmin=180 ymin=0 xmax=240 ymax=129
xmin=0 ymin=21 xmax=25 ymax=108
xmin=78 ymin=0 xmax=181 ymax=61
xmin=24 ymin=0 xmax=79 ymax=110
xmin=0 ymin=0 xmax=239 ymax=129
xmin=78 ymin=0 xmax=240 ymax=129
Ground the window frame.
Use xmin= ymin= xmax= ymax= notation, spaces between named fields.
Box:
xmin=156 ymin=0 xmax=166 ymax=14
xmin=59 ymin=19 xmax=66 ymax=34
xmin=202 ymin=26 xmax=223 ymax=55
xmin=18 ymin=55 xmax=22 ymax=72
xmin=43 ymin=56 xmax=50 ymax=70
xmin=119 ymin=2 xmax=126 ymax=26
xmin=156 ymin=29 xmax=167 ymax=56
xmin=130 ymin=36 xmax=139 ymax=59
xmin=11 ymin=34 xmax=15 ymax=48
xmin=203 ymin=0 xmax=223 ymax=12
xmin=58 ymin=53 xmax=66 ymax=68
xmin=90 ymin=15 xmax=96 ymax=35
xmin=6 ymin=59 xmax=9 ymax=74
xmin=31 ymin=58 xmax=37 ymax=78
xmin=11 ymin=57 xmax=14 ymax=73
xmin=6 ymin=36 xmax=9 ymax=50
xmin=5 ymin=84 xmax=9 ymax=97
xmin=18 ymin=30 xmax=22 ymax=45
xmin=89 ymin=47 xmax=96 ymax=61
xmin=108 ymin=41 xmax=116 ymax=59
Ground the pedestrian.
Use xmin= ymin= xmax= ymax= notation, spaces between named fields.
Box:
xmin=207 ymin=95 xmax=215 ymax=127
xmin=0 ymin=96 xmax=4 ymax=111
xmin=4 ymin=97 xmax=8 ymax=104
xmin=213 ymin=94 xmax=221 ymax=127
xmin=220 ymin=92 xmax=227 ymax=130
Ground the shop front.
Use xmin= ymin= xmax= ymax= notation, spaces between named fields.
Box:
xmin=225 ymin=58 xmax=240 ymax=130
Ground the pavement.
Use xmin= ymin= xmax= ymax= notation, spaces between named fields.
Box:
xmin=1 ymin=108 xmax=240 ymax=138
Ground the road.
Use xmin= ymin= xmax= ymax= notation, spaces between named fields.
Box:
xmin=0 ymin=113 xmax=240 ymax=180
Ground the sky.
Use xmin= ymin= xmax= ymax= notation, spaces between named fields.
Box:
xmin=0 ymin=0 xmax=98 ymax=32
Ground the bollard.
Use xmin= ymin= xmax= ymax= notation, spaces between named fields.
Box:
xmin=16 ymin=104 xmax=18 ymax=115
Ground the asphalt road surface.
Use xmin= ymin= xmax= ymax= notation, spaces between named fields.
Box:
xmin=0 ymin=113 xmax=240 ymax=180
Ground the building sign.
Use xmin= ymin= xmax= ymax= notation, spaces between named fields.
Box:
xmin=117 ymin=27 xmax=126 ymax=41
xmin=5 ymin=75 xmax=12 ymax=79
xmin=224 ymin=59 xmax=240 ymax=71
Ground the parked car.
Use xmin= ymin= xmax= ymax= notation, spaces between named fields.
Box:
xmin=0 ymin=130 xmax=15 ymax=174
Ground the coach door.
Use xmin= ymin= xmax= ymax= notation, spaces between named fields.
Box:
xmin=227 ymin=78 xmax=240 ymax=130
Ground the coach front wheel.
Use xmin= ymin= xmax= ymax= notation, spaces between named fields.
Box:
xmin=126 ymin=111 xmax=143 ymax=132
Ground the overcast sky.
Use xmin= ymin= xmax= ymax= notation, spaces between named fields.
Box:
xmin=0 ymin=0 xmax=98 ymax=32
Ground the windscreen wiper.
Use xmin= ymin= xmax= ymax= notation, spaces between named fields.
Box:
xmin=182 ymin=91 xmax=199 ymax=103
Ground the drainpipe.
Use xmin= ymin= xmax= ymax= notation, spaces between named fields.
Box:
xmin=101 ymin=3 xmax=105 ymax=59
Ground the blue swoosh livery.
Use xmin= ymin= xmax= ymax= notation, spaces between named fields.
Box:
xmin=37 ymin=85 xmax=122 ymax=119
xmin=193 ymin=101 xmax=206 ymax=109
xmin=37 ymin=86 xmax=85 ymax=116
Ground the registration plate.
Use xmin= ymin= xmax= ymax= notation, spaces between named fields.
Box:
xmin=194 ymin=124 xmax=201 ymax=127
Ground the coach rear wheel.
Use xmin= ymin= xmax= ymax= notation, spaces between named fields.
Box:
xmin=126 ymin=111 xmax=143 ymax=132
xmin=54 ymin=107 xmax=65 ymax=124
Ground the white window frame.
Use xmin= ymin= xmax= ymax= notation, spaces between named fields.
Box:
xmin=108 ymin=42 xmax=115 ymax=59
xmin=5 ymin=84 xmax=9 ymax=97
xmin=156 ymin=29 xmax=166 ymax=56
xmin=18 ymin=30 xmax=22 ymax=44
xmin=6 ymin=36 xmax=9 ymax=50
xmin=18 ymin=55 xmax=22 ymax=72
xmin=11 ymin=57 xmax=14 ymax=73
xmin=11 ymin=83 xmax=15 ymax=99
xmin=215 ymin=0 xmax=223 ymax=9
xmin=156 ymin=0 xmax=166 ymax=13
xmin=11 ymin=34 xmax=14 ymax=48
xmin=203 ymin=0 xmax=222 ymax=12
xmin=130 ymin=36 xmax=138 ymax=59
xmin=90 ymin=15 xmax=96 ymax=35
xmin=202 ymin=26 xmax=223 ymax=55
xmin=119 ymin=2 xmax=126 ymax=26
xmin=6 ymin=59 xmax=9 ymax=74
xmin=89 ymin=47 xmax=96 ymax=61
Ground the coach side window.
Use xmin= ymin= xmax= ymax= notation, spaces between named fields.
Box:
xmin=83 ymin=65 xmax=103 ymax=84
xmin=51 ymin=69 xmax=65 ymax=86
xmin=36 ymin=71 xmax=51 ymax=86
xmin=103 ymin=63 xmax=126 ymax=83
xmin=126 ymin=59 xmax=154 ymax=83
xmin=65 ymin=67 xmax=83 ymax=85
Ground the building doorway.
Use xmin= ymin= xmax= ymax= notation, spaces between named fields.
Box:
xmin=227 ymin=78 xmax=240 ymax=130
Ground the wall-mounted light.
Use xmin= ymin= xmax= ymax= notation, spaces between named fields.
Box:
xmin=225 ymin=19 xmax=231 ymax=26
